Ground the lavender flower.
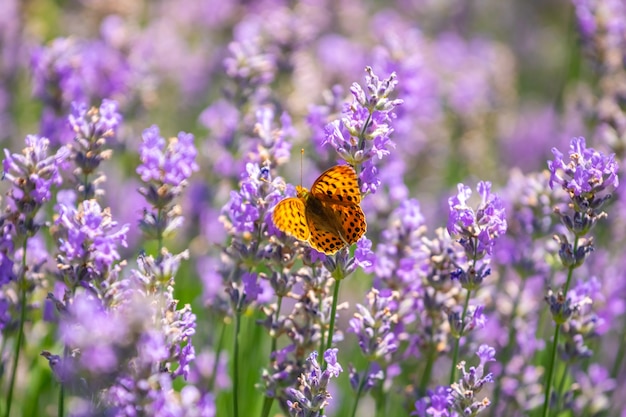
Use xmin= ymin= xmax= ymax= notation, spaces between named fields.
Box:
xmin=548 ymin=137 xmax=618 ymax=200
xmin=30 ymin=36 xmax=133 ymax=144
xmin=54 ymin=199 xmax=129 ymax=280
xmin=412 ymin=386 xmax=454 ymax=417
xmin=544 ymin=136 xmax=618 ymax=288
xmin=322 ymin=67 xmax=402 ymax=193
xmin=373 ymin=198 xmax=427 ymax=289
xmin=67 ymin=99 xmax=123 ymax=200
xmin=449 ymin=345 xmax=495 ymax=415
xmin=223 ymin=39 xmax=276 ymax=104
xmin=221 ymin=162 xmax=282 ymax=244
xmin=571 ymin=364 xmax=616 ymax=414
xmin=3 ymin=134 xmax=70 ymax=210
xmin=137 ymin=125 xmax=199 ymax=187
xmin=413 ymin=345 xmax=495 ymax=417
xmin=548 ymin=137 xmax=618 ymax=243
xmin=285 ymin=349 xmax=343 ymax=416
xmin=44 ymin=247 xmax=201 ymax=415
xmin=1 ymin=134 xmax=68 ymax=286
xmin=447 ymin=181 xmax=507 ymax=264
xmin=137 ymin=125 xmax=199 ymax=241
xmin=349 ymin=288 xmax=398 ymax=360
xmin=541 ymin=136 xmax=619 ymax=417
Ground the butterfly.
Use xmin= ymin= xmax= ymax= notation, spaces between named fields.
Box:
xmin=272 ymin=164 xmax=367 ymax=255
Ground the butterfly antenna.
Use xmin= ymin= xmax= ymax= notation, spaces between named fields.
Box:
xmin=300 ymin=148 xmax=304 ymax=187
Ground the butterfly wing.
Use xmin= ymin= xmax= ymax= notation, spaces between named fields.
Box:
xmin=310 ymin=165 xmax=361 ymax=205
xmin=272 ymin=197 xmax=310 ymax=241
xmin=307 ymin=217 xmax=346 ymax=255
xmin=338 ymin=203 xmax=367 ymax=244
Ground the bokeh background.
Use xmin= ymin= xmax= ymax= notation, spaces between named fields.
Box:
xmin=1 ymin=0 xmax=625 ymax=416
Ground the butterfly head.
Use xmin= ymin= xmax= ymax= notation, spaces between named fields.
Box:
xmin=296 ymin=185 xmax=309 ymax=200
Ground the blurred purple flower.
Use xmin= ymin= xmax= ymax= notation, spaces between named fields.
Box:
xmin=0 ymin=297 xmax=10 ymax=331
xmin=374 ymin=199 xmax=426 ymax=288
xmin=349 ymin=288 xmax=398 ymax=360
xmin=548 ymin=137 xmax=618 ymax=198
xmin=3 ymin=134 xmax=70 ymax=206
xmin=448 ymin=181 xmax=507 ymax=260
xmin=31 ymin=36 xmax=133 ymax=144
xmin=68 ymin=99 xmax=122 ymax=143
xmin=137 ymin=125 xmax=199 ymax=187
xmin=286 ymin=349 xmax=343 ymax=415
xmin=412 ymin=385 xmax=454 ymax=417
xmin=354 ymin=237 xmax=376 ymax=273
xmin=55 ymin=199 xmax=129 ymax=272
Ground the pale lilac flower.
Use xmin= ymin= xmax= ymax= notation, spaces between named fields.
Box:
xmin=322 ymin=67 xmax=402 ymax=193
xmin=137 ymin=126 xmax=199 ymax=187
xmin=548 ymin=137 xmax=618 ymax=198
xmin=55 ymin=199 xmax=129 ymax=273
xmin=68 ymin=99 xmax=122 ymax=143
xmin=30 ymin=36 xmax=133 ymax=144
xmin=412 ymin=385 xmax=454 ymax=417
xmin=3 ymin=135 xmax=70 ymax=206
xmin=349 ymin=288 xmax=398 ymax=360
xmin=285 ymin=349 xmax=343 ymax=416
xmin=447 ymin=181 xmax=507 ymax=260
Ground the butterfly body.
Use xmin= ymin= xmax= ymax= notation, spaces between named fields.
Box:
xmin=273 ymin=165 xmax=367 ymax=255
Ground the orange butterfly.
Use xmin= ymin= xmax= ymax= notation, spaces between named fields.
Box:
xmin=272 ymin=165 xmax=367 ymax=254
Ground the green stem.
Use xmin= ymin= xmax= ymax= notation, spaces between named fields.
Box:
xmin=448 ymin=288 xmax=472 ymax=385
xmin=541 ymin=323 xmax=561 ymax=417
xmin=57 ymin=343 xmax=71 ymax=417
xmin=233 ymin=310 xmax=242 ymax=417
xmin=260 ymin=296 xmax=283 ymax=417
xmin=5 ymin=240 xmax=28 ymax=417
xmin=324 ymin=279 xmax=342 ymax=356
xmin=418 ymin=345 xmax=437 ymax=395
xmin=350 ymin=364 xmax=371 ymax=417
xmin=208 ymin=319 xmax=226 ymax=392
xmin=491 ymin=275 xmax=528 ymax=408
xmin=553 ymin=362 xmax=570 ymax=416
xmin=372 ymin=382 xmax=386 ymax=417
xmin=542 ymin=237 xmax=577 ymax=417
xmin=260 ymin=398 xmax=273 ymax=417
xmin=270 ymin=296 xmax=283 ymax=356
xmin=610 ymin=315 xmax=626 ymax=379
xmin=58 ymin=380 xmax=64 ymax=417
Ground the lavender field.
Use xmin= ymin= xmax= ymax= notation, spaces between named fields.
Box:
xmin=1 ymin=0 xmax=625 ymax=416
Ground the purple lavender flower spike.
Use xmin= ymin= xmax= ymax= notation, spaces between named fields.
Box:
xmin=285 ymin=349 xmax=343 ymax=416
xmin=448 ymin=181 xmax=507 ymax=261
xmin=349 ymin=288 xmax=399 ymax=360
xmin=321 ymin=67 xmax=402 ymax=193
xmin=412 ymin=385 xmax=454 ymax=417
xmin=137 ymin=125 xmax=199 ymax=187
xmin=55 ymin=199 xmax=129 ymax=278
xmin=548 ymin=137 xmax=618 ymax=198
xmin=30 ymin=36 xmax=133 ymax=144
xmin=3 ymin=135 xmax=70 ymax=206
xmin=547 ymin=137 xmax=618 ymax=268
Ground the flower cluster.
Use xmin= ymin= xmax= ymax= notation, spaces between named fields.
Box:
xmin=1 ymin=134 xmax=69 ymax=286
xmin=448 ymin=182 xmax=508 ymax=261
xmin=286 ymin=349 xmax=343 ymax=416
xmin=30 ymin=36 xmax=133 ymax=144
xmin=53 ymin=199 xmax=129 ymax=286
xmin=66 ymin=99 xmax=122 ymax=200
xmin=137 ymin=125 xmax=199 ymax=241
xmin=413 ymin=345 xmax=495 ymax=417
xmin=5 ymin=2 xmax=626 ymax=417
xmin=3 ymin=135 xmax=69 ymax=213
xmin=323 ymin=67 xmax=403 ymax=194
